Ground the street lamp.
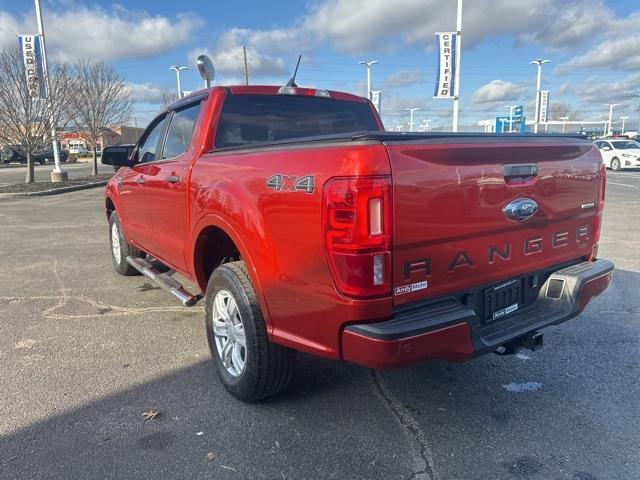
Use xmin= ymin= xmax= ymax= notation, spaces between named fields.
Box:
xmin=406 ymin=108 xmax=418 ymax=132
xmin=560 ymin=116 xmax=569 ymax=134
xmin=606 ymin=103 xmax=618 ymax=136
xmin=169 ymin=65 xmax=189 ymax=99
xmin=359 ymin=60 xmax=378 ymax=100
xmin=505 ymin=105 xmax=517 ymax=133
xmin=620 ymin=116 xmax=629 ymax=135
xmin=530 ymin=59 xmax=550 ymax=134
xmin=34 ymin=0 xmax=67 ymax=182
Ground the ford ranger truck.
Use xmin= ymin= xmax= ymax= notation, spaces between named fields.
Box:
xmin=102 ymin=85 xmax=613 ymax=402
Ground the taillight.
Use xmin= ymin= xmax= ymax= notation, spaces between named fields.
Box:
xmin=322 ymin=176 xmax=392 ymax=298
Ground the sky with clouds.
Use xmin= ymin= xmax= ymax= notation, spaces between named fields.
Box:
xmin=1 ymin=0 xmax=639 ymax=130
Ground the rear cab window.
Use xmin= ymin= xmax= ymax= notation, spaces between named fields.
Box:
xmin=214 ymin=94 xmax=381 ymax=149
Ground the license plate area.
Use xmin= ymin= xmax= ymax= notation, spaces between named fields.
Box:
xmin=484 ymin=278 xmax=524 ymax=323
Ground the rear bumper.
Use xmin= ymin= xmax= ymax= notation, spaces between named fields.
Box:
xmin=342 ymin=258 xmax=614 ymax=369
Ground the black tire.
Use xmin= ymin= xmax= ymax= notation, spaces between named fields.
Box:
xmin=205 ymin=261 xmax=296 ymax=402
xmin=108 ymin=211 xmax=143 ymax=276
xmin=611 ymin=157 xmax=621 ymax=171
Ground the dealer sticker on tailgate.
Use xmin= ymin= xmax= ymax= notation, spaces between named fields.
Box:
xmin=394 ymin=281 xmax=428 ymax=296
xmin=492 ymin=303 xmax=519 ymax=321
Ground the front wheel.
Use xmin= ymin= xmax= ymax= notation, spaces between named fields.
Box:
xmin=205 ymin=261 xmax=296 ymax=402
xmin=108 ymin=211 xmax=143 ymax=276
xmin=611 ymin=157 xmax=621 ymax=171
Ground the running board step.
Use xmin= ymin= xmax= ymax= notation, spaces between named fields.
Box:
xmin=126 ymin=256 xmax=203 ymax=307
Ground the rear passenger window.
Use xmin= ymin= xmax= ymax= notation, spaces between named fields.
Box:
xmin=162 ymin=102 xmax=201 ymax=159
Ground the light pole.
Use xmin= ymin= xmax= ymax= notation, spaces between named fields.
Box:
xmin=560 ymin=116 xmax=569 ymax=134
xmin=530 ymin=58 xmax=550 ymax=134
xmin=606 ymin=103 xmax=618 ymax=136
xmin=170 ymin=65 xmax=189 ymax=99
xmin=359 ymin=60 xmax=378 ymax=100
xmin=620 ymin=116 xmax=629 ymax=135
xmin=452 ymin=0 xmax=463 ymax=132
xmin=420 ymin=119 xmax=432 ymax=132
xmin=406 ymin=108 xmax=418 ymax=132
xmin=34 ymin=0 xmax=66 ymax=182
xmin=505 ymin=105 xmax=517 ymax=133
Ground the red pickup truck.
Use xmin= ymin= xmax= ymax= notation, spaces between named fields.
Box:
xmin=103 ymin=85 xmax=613 ymax=401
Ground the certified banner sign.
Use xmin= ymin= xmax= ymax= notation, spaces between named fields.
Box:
xmin=370 ymin=90 xmax=382 ymax=114
xmin=17 ymin=34 xmax=46 ymax=98
xmin=434 ymin=32 xmax=457 ymax=99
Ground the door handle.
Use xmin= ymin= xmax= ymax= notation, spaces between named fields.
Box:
xmin=135 ymin=177 xmax=145 ymax=185
xmin=164 ymin=175 xmax=180 ymax=184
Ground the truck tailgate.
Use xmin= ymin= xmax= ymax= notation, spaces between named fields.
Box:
xmin=387 ymin=137 xmax=604 ymax=305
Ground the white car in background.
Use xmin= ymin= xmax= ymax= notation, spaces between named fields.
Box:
xmin=594 ymin=139 xmax=640 ymax=171
xmin=68 ymin=145 xmax=88 ymax=155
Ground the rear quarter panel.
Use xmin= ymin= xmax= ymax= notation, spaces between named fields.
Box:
xmin=189 ymin=142 xmax=392 ymax=358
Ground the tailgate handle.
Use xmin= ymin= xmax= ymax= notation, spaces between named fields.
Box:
xmin=503 ymin=163 xmax=537 ymax=178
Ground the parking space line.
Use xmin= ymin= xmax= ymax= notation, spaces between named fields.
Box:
xmin=607 ymin=181 xmax=636 ymax=188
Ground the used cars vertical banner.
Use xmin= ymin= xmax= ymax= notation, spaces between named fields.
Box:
xmin=434 ymin=32 xmax=457 ymax=98
xmin=539 ymin=90 xmax=550 ymax=123
xmin=17 ymin=34 xmax=46 ymax=98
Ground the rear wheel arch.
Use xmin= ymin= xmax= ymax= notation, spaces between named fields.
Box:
xmin=193 ymin=225 xmax=241 ymax=290
xmin=191 ymin=220 xmax=270 ymax=326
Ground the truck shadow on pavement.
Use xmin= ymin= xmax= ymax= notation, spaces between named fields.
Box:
xmin=0 ymin=353 xmax=415 ymax=480
xmin=1 ymin=270 xmax=638 ymax=480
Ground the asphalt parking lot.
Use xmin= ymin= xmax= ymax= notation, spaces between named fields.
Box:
xmin=0 ymin=161 xmax=99 ymax=186
xmin=0 ymin=171 xmax=638 ymax=480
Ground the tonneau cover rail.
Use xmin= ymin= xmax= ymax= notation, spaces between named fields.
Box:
xmin=209 ymin=130 xmax=590 ymax=154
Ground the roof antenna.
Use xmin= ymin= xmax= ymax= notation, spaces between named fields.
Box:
xmin=286 ymin=54 xmax=302 ymax=87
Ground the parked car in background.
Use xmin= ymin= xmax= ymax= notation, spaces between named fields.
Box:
xmin=68 ymin=145 xmax=89 ymax=155
xmin=0 ymin=145 xmax=68 ymax=165
xmin=594 ymin=139 xmax=640 ymax=170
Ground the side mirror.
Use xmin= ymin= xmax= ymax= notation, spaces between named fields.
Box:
xmin=602 ymin=146 xmax=611 ymax=151
xmin=101 ymin=145 xmax=135 ymax=167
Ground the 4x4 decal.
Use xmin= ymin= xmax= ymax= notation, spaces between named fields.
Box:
xmin=266 ymin=174 xmax=315 ymax=194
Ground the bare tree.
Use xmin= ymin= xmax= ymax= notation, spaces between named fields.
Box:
xmin=161 ymin=92 xmax=178 ymax=109
xmin=69 ymin=60 xmax=133 ymax=176
xmin=548 ymin=101 xmax=577 ymax=121
xmin=0 ymin=46 xmax=74 ymax=183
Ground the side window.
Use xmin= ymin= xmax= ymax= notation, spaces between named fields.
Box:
xmin=604 ymin=142 xmax=613 ymax=150
xmin=137 ymin=115 xmax=168 ymax=163
xmin=162 ymin=102 xmax=202 ymax=159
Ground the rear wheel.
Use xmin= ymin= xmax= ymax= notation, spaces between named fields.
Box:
xmin=205 ymin=261 xmax=296 ymax=402
xmin=109 ymin=211 xmax=143 ymax=276
xmin=611 ymin=157 xmax=621 ymax=171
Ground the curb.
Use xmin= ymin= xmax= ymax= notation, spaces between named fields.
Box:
xmin=0 ymin=162 xmax=84 ymax=170
xmin=0 ymin=181 xmax=107 ymax=200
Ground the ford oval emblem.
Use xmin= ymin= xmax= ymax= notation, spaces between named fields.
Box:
xmin=503 ymin=198 xmax=539 ymax=222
